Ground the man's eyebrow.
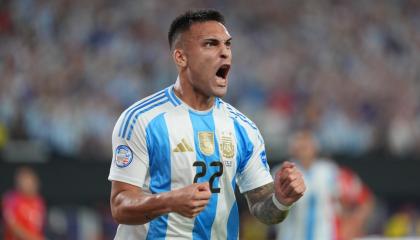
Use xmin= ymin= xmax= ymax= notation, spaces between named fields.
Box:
xmin=201 ymin=37 xmax=232 ymax=42
xmin=202 ymin=37 xmax=220 ymax=42
xmin=200 ymin=38 xmax=232 ymax=46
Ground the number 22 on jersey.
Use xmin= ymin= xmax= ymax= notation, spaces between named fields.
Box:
xmin=193 ymin=161 xmax=224 ymax=193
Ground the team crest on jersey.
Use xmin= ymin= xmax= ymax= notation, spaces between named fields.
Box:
xmin=198 ymin=132 xmax=214 ymax=156
xmin=115 ymin=145 xmax=133 ymax=168
xmin=220 ymin=132 xmax=235 ymax=158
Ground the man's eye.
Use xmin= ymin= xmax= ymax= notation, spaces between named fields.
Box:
xmin=205 ymin=41 xmax=217 ymax=47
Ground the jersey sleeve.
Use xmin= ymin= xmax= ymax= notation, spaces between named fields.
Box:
xmin=108 ymin=111 xmax=149 ymax=188
xmin=236 ymin=124 xmax=273 ymax=193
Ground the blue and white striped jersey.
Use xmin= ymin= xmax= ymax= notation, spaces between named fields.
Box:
xmin=274 ymin=160 xmax=339 ymax=240
xmin=108 ymin=85 xmax=273 ymax=240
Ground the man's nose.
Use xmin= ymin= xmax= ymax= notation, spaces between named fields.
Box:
xmin=220 ymin=46 xmax=231 ymax=59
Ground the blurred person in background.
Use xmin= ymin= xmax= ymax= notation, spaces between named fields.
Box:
xmin=2 ymin=166 xmax=46 ymax=240
xmin=274 ymin=130 xmax=374 ymax=240
xmin=384 ymin=203 xmax=420 ymax=237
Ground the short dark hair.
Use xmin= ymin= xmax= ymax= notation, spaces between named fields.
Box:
xmin=168 ymin=9 xmax=225 ymax=49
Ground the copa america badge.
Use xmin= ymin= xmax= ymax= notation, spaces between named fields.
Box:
xmin=115 ymin=145 xmax=133 ymax=168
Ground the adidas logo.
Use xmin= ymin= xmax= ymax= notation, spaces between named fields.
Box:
xmin=173 ymin=138 xmax=193 ymax=152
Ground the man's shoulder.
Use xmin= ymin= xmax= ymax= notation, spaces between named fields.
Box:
xmin=122 ymin=86 xmax=183 ymax=117
xmin=2 ymin=190 xmax=17 ymax=202
xmin=123 ymin=87 xmax=177 ymax=113
xmin=2 ymin=191 xmax=22 ymax=207
xmin=115 ymin=86 xmax=179 ymax=139
xmin=218 ymin=99 xmax=258 ymax=131
xmin=312 ymin=158 xmax=339 ymax=175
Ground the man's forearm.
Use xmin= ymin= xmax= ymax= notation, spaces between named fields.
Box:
xmin=245 ymin=183 xmax=289 ymax=225
xmin=250 ymin=194 xmax=290 ymax=224
xmin=111 ymin=189 xmax=172 ymax=225
xmin=111 ymin=181 xmax=212 ymax=224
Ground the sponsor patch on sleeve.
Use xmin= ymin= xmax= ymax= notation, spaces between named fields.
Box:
xmin=115 ymin=145 xmax=133 ymax=168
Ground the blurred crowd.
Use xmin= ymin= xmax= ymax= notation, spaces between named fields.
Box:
xmin=1 ymin=0 xmax=420 ymax=160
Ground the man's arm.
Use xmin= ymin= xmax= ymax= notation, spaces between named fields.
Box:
xmin=338 ymin=168 xmax=375 ymax=240
xmin=244 ymin=182 xmax=289 ymax=224
xmin=244 ymin=162 xmax=306 ymax=225
xmin=340 ymin=196 xmax=374 ymax=240
xmin=111 ymin=181 xmax=211 ymax=225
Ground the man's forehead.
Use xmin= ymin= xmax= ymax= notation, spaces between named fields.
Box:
xmin=187 ymin=21 xmax=231 ymax=40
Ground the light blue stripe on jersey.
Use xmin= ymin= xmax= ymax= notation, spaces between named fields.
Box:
xmin=119 ymin=90 xmax=166 ymax=138
xmin=189 ymin=110 xmax=220 ymax=240
xmin=306 ymin=190 xmax=317 ymax=240
xmin=233 ymin=118 xmax=254 ymax=174
xmin=226 ymin=118 xmax=252 ymax=239
xmin=126 ymin=99 xmax=169 ymax=140
xmin=227 ymin=177 xmax=239 ymax=240
xmin=145 ymin=113 xmax=171 ymax=239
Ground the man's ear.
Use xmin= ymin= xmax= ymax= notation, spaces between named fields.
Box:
xmin=173 ymin=48 xmax=187 ymax=68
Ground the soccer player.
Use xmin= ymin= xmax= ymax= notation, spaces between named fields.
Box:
xmin=274 ymin=130 xmax=374 ymax=240
xmin=108 ymin=9 xmax=306 ymax=239
xmin=2 ymin=167 xmax=46 ymax=240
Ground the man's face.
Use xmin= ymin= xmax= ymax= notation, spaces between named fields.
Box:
xmin=290 ymin=132 xmax=317 ymax=164
xmin=180 ymin=21 xmax=232 ymax=98
xmin=16 ymin=168 xmax=39 ymax=196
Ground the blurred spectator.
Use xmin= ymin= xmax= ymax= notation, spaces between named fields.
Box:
xmin=2 ymin=166 xmax=46 ymax=240
xmin=0 ymin=0 xmax=420 ymax=160
xmin=273 ymin=130 xmax=374 ymax=240
xmin=384 ymin=204 xmax=420 ymax=237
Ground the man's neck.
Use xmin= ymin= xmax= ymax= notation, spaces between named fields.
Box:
xmin=298 ymin=157 xmax=315 ymax=170
xmin=173 ymin=76 xmax=215 ymax=111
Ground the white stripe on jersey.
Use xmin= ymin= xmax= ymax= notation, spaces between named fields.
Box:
xmin=210 ymin=108 xmax=238 ymax=240
xmin=164 ymin=110 xmax=196 ymax=239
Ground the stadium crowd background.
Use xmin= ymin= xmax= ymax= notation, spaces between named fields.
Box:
xmin=1 ymin=0 xmax=420 ymax=239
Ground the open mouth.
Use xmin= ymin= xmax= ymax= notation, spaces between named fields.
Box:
xmin=216 ymin=64 xmax=231 ymax=79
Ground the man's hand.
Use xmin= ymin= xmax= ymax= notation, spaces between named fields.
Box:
xmin=168 ymin=182 xmax=212 ymax=218
xmin=244 ymin=162 xmax=305 ymax=225
xmin=274 ymin=161 xmax=306 ymax=206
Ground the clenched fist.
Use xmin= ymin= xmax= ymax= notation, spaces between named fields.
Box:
xmin=274 ymin=161 xmax=306 ymax=206
xmin=168 ymin=182 xmax=212 ymax=218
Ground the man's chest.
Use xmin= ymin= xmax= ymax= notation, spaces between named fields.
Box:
xmin=147 ymin=111 xmax=240 ymax=192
